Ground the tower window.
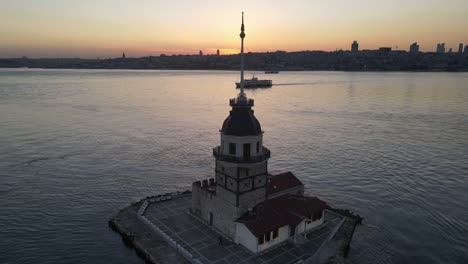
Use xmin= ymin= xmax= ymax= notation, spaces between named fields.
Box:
xmin=243 ymin=143 xmax=251 ymax=159
xmin=229 ymin=143 xmax=236 ymax=155
xmin=256 ymin=141 xmax=260 ymax=153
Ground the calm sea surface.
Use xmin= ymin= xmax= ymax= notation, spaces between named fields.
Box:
xmin=0 ymin=69 xmax=467 ymax=264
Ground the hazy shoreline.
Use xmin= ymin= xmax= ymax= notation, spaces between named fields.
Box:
xmin=2 ymin=49 xmax=467 ymax=72
xmin=1 ymin=66 xmax=467 ymax=73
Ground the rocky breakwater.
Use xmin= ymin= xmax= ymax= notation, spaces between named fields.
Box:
xmin=326 ymin=209 xmax=364 ymax=264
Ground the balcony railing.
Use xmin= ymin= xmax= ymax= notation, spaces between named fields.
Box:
xmin=213 ymin=146 xmax=270 ymax=163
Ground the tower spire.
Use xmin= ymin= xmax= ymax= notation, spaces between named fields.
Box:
xmin=238 ymin=11 xmax=246 ymax=99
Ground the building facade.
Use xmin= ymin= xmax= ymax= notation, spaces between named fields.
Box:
xmin=409 ymin=42 xmax=419 ymax=54
xmin=351 ymin=41 xmax=359 ymax=52
xmin=437 ymin=43 xmax=445 ymax=53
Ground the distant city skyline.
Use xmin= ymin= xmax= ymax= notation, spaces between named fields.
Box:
xmin=1 ymin=0 xmax=467 ymax=58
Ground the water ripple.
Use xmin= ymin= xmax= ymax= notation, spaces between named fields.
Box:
xmin=1 ymin=70 xmax=468 ymax=264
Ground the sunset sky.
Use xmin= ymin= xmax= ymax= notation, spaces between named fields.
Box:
xmin=1 ymin=0 xmax=467 ymax=58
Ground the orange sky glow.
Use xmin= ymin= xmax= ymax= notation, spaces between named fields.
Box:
xmin=1 ymin=0 xmax=467 ymax=58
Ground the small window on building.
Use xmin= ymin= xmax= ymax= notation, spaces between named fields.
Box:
xmin=256 ymin=141 xmax=260 ymax=153
xmin=229 ymin=143 xmax=236 ymax=155
xmin=258 ymin=236 xmax=264 ymax=245
xmin=265 ymin=232 xmax=271 ymax=242
xmin=273 ymin=229 xmax=279 ymax=239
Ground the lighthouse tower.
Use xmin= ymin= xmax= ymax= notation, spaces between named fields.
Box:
xmin=191 ymin=13 xmax=328 ymax=251
xmin=214 ymin=12 xmax=270 ymax=211
xmin=191 ymin=12 xmax=270 ymax=239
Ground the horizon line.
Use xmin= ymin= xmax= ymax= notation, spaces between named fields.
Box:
xmin=0 ymin=47 xmax=460 ymax=60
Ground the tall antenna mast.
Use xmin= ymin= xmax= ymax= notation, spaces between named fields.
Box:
xmin=239 ymin=12 xmax=246 ymax=98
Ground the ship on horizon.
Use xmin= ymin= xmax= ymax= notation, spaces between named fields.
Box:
xmin=235 ymin=74 xmax=272 ymax=88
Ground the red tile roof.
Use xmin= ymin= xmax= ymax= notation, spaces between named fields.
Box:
xmin=267 ymin=172 xmax=303 ymax=195
xmin=235 ymin=194 xmax=329 ymax=237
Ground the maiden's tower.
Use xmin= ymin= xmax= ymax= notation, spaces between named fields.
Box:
xmin=191 ymin=12 xmax=330 ymax=253
xmin=110 ymin=12 xmax=361 ymax=264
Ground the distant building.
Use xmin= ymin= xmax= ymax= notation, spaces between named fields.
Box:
xmin=465 ymin=45 xmax=468 ymax=54
xmin=409 ymin=42 xmax=419 ymax=54
xmin=351 ymin=41 xmax=359 ymax=52
xmin=436 ymin=43 xmax=445 ymax=53
xmin=199 ymin=50 xmax=203 ymax=56
xmin=458 ymin=43 xmax=463 ymax=54
xmin=379 ymin=47 xmax=392 ymax=52
xmin=217 ymin=49 xmax=220 ymax=56
xmin=448 ymin=48 xmax=452 ymax=53
xmin=122 ymin=52 xmax=126 ymax=59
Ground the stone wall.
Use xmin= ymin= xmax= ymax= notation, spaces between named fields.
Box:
xmin=238 ymin=187 xmax=266 ymax=211
xmin=191 ymin=180 xmax=240 ymax=239
xmin=215 ymin=160 xmax=268 ymax=207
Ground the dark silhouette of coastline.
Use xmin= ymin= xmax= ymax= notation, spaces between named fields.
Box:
xmin=1 ymin=49 xmax=467 ymax=72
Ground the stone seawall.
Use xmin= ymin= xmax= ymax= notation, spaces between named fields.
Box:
xmin=109 ymin=200 xmax=189 ymax=264
xmin=326 ymin=209 xmax=364 ymax=264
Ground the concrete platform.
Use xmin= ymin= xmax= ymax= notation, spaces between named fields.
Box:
xmin=140 ymin=194 xmax=344 ymax=264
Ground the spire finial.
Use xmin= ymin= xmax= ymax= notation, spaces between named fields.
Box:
xmin=240 ymin=12 xmax=245 ymax=39
xmin=238 ymin=12 xmax=246 ymax=99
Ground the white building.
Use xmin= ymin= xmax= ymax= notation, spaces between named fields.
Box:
xmin=191 ymin=12 xmax=329 ymax=254
xmin=235 ymin=194 xmax=328 ymax=253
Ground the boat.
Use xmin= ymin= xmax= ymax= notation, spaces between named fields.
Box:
xmin=235 ymin=74 xmax=272 ymax=88
xmin=264 ymin=70 xmax=279 ymax=74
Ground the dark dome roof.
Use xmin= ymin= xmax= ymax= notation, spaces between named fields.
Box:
xmin=221 ymin=106 xmax=262 ymax=136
